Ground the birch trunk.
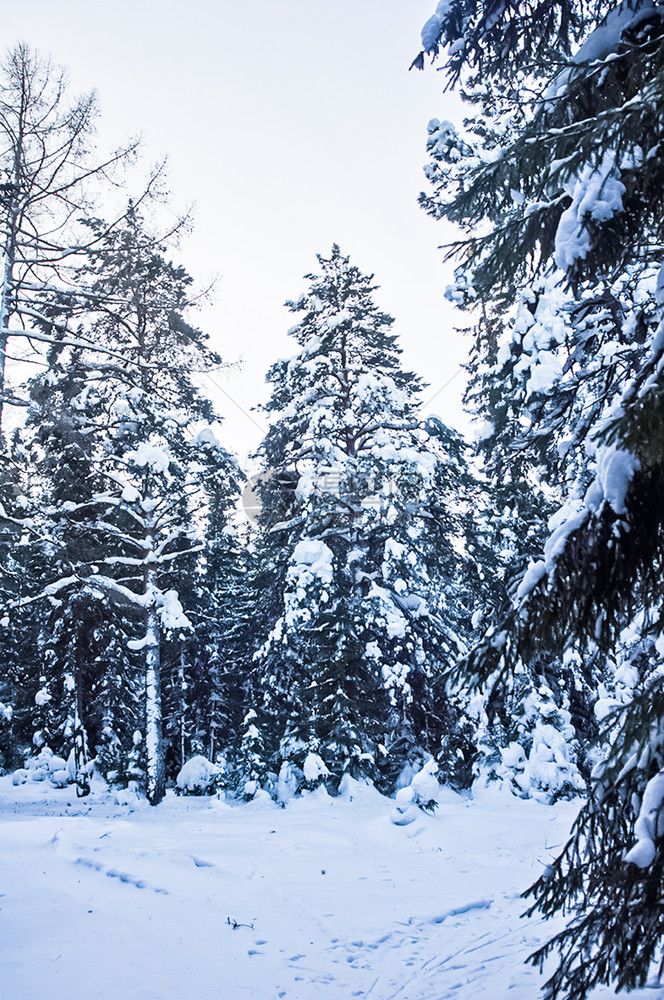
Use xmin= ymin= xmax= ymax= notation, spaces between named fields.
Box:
xmin=144 ymin=570 xmax=165 ymax=805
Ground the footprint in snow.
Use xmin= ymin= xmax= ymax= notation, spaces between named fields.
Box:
xmin=74 ymin=856 xmax=169 ymax=894
xmin=189 ymin=855 xmax=215 ymax=868
xmin=429 ymin=899 xmax=492 ymax=925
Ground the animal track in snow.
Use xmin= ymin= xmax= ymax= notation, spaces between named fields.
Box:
xmin=74 ymin=856 xmax=169 ymax=893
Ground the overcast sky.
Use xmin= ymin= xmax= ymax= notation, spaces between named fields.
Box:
xmin=2 ymin=0 xmax=469 ymax=463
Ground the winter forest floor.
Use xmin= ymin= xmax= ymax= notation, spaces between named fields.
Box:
xmin=0 ymin=778 xmax=658 ymax=1000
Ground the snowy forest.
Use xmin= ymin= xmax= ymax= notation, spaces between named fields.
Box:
xmin=2 ymin=3 xmax=664 ymax=999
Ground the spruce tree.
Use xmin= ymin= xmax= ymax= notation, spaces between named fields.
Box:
xmin=0 ymin=435 xmax=46 ymax=767
xmin=162 ymin=452 xmax=245 ymax=775
xmin=251 ymin=246 xmax=475 ymax=794
xmin=13 ymin=207 xmax=239 ymax=803
xmin=416 ymin=2 xmax=664 ymax=996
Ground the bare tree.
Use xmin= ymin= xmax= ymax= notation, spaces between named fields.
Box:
xmin=0 ymin=43 xmax=140 ymax=431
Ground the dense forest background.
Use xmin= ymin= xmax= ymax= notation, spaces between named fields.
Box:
xmin=2 ymin=3 xmax=664 ymax=997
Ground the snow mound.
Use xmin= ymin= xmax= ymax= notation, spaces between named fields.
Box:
xmin=14 ymin=747 xmax=73 ymax=788
xmin=390 ymin=786 xmax=418 ymax=826
xmin=303 ymin=752 xmax=330 ymax=786
xmin=176 ymin=756 xmax=221 ymax=796
xmin=337 ymin=774 xmax=383 ymax=804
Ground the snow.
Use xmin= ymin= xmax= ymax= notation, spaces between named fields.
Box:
xmin=176 ymin=755 xmax=221 ymax=795
xmin=277 ymin=762 xmax=299 ymax=802
xmin=13 ymin=747 xmax=72 ymax=789
xmin=121 ymin=484 xmax=140 ymax=503
xmin=575 ymin=1 xmax=657 ymax=64
xmin=421 ymin=14 xmax=442 ymax=52
xmin=585 ymin=446 xmax=640 ymax=517
xmin=289 ymin=539 xmax=334 ymax=586
xmin=420 ymin=2 xmax=452 ymax=51
xmin=34 ymin=687 xmax=52 ymax=706
xmin=126 ymin=441 xmax=172 ymax=474
xmin=158 ymin=589 xmax=192 ymax=630
xmin=543 ymin=446 xmax=638 ymax=572
xmin=1 ymin=777 xmax=652 ymax=1000
xmin=511 ymin=721 xmax=584 ymax=801
xmin=555 ymin=153 xmax=626 ymax=270
xmin=302 ymin=752 xmax=330 ymax=784
xmin=594 ymin=697 xmax=623 ymax=722
xmin=546 ymin=1 xmax=658 ymax=100
xmin=625 ymin=771 xmax=664 ymax=868
xmin=656 ymin=261 xmax=664 ymax=306
xmin=367 ymin=583 xmax=409 ymax=640
xmin=516 ymin=446 xmax=639 ymax=605
xmin=389 ymin=760 xmax=445 ymax=824
xmin=543 ymin=500 xmax=588 ymax=569
xmin=390 ymin=785 xmax=419 ymax=826
xmin=410 ymin=758 xmax=443 ymax=805
xmin=193 ymin=426 xmax=222 ymax=449
xmin=482 ymin=687 xmax=584 ymax=803
xmin=516 ymin=559 xmax=547 ymax=602
xmin=501 ymin=742 xmax=526 ymax=769
xmin=623 ymin=836 xmax=656 ymax=868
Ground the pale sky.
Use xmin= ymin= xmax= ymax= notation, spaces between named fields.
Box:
xmin=2 ymin=1 xmax=469 ymax=463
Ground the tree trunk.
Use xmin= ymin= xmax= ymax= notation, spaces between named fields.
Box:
xmin=0 ymin=198 xmax=18 ymax=437
xmin=144 ymin=590 xmax=165 ymax=805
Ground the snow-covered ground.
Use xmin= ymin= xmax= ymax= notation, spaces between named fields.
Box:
xmin=0 ymin=777 xmax=656 ymax=1000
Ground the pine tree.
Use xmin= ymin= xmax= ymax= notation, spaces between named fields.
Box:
xmin=0 ymin=435 xmax=47 ymax=767
xmin=162 ymin=454 xmax=245 ymax=776
xmin=251 ymin=246 xmax=475 ymax=794
xmin=14 ymin=207 xmax=239 ymax=804
xmin=416 ymin=2 xmax=664 ymax=996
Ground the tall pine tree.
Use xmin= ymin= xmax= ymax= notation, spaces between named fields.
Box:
xmin=417 ymin=1 xmax=664 ymax=996
xmin=13 ymin=207 xmax=239 ymax=804
xmin=250 ymin=246 xmax=476 ymax=795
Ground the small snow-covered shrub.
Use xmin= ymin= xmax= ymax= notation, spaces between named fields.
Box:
xmin=502 ymin=718 xmax=584 ymax=803
xmin=232 ymin=709 xmax=272 ymax=799
xmin=242 ymin=778 xmax=257 ymax=799
xmin=274 ymin=741 xmax=343 ymax=797
xmin=390 ymin=785 xmax=419 ymax=825
xmin=0 ymin=699 xmax=13 ymax=773
xmin=410 ymin=758 xmax=443 ymax=812
xmin=435 ymin=707 xmax=478 ymax=790
xmin=475 ymin=675 xmax=585 ymax=803
xmin=302 ymin=752 xmax=330 ymax=791
xmin=276 ymin=761 xmax=299 ymax=803
xmin=14 ymin=746 xmax=73 ymax=788
xmin=390 ymin=758 xmax=445 ymax=825
xmin=176 ymin=755 xmax=222 ymax=796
